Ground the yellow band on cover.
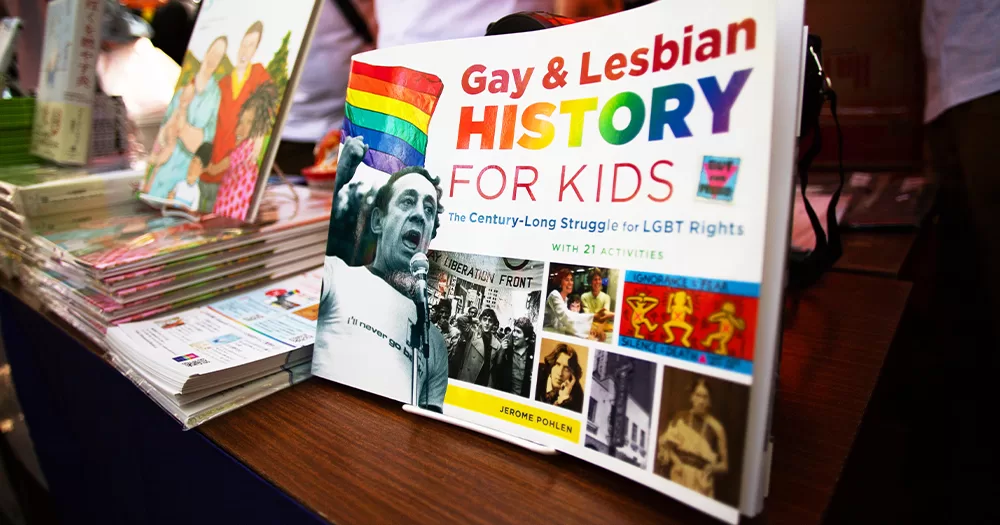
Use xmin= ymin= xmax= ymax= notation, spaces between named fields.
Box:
xmin=445 ymin=384 xmax=581 ymax=442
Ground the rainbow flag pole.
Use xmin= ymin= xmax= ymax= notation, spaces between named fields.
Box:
xmin=343 ymin=62 xmax=445 ymax=174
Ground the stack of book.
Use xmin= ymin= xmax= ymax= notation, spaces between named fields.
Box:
xmin=2 ymin=0 xmax=332 ymax=428
xmin=19 ymin=184 xmax=331 ymax=341
xmin=105 ymin=269 xmax=321 ymax=428
xmin=0 ymin=162 xmax=143 ymax=276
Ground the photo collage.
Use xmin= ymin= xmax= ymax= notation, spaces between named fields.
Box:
xmin=434 ymin=254 xmax=757 ymax=508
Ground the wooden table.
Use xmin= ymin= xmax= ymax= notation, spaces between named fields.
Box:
xmin=1 ymin=272 xmax=910 ymax=525
xmin=199 ymin=272 xmax=910 ymax=525
xmin=834 ymin=231 xmax=918 ymax=278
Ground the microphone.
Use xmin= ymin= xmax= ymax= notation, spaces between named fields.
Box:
xmin=409 ymin=252 xmax=432 ymax=397
xmin=409 ymin=252 xmax=429 ymax=302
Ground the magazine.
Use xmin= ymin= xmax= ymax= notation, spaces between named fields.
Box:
xmin=311 ymin=1 xmax=803 ymax=522
xmin=27 ymin=251 xmax=322 ymax=326
xmin=138 ymin=0 xmax=323 ymax=222
xmin=31 ymin=184 xmax=331 ymax=276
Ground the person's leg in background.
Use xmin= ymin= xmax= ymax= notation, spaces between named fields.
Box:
xmin=947 ymin=92 xmax=1000 ymax=327
xmin=925 ymin=89 xmax=1000 ymax=524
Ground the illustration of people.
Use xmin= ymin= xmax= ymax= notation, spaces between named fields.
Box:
xmin=700 ymin=302 xmax=746 ymax=355
xmin=143 ymin=35 xmax=226 ymax=201
xmin=149 ymin=80 xmax=196 ymax=171
xmin=663 ymin=291 xmax=694 ymax=347
xmin=535 ymin=343 xmax=584 ymax=413
xmin=167 ymin=143 xmax=212 ymax=211
xmin=212 ymin=82 xmax=279 ymax=220
xmin=625 ymin=292 xmax=660 ymax=339
xmin=657 ymin=378 xmax=729 ymax=498
xmin=203 ymin=21 xmax=273 ymax=211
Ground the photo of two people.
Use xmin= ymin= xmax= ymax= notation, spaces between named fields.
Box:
xmin=543 ymin=263 xmax=619 ymax=342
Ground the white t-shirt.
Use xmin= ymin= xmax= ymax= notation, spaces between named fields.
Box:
xmin=170 ymin=179 xmax=200 ymax=210
xmin=313 ymin=256 xmax=416 ymax=403
xmin=922 ymin=1 xmax=1000 ymax=122
xmin=375 ymin=0 xmax=554 ymax=49
xmin=281 ymin=0 xmax=372 ymax=142
xmin=313 ymin=256 xmax=448 ymax=408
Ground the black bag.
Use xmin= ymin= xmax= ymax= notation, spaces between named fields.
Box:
xmin=788 ymin=35 xmax=844 ymax=289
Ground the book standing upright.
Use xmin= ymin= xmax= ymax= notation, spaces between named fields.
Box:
xmin=311 ymin=1 xmax=806 ymax=522
xmin=30 ymin=0 xmax=104 ymax=165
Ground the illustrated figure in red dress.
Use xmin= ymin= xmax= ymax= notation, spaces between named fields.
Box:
xmin=203 ymin=21 xmax=273 ymax=211
xmin=212 ymin=82 xmax=279 ymax=220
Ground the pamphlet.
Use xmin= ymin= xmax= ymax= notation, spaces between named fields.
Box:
xmin=107 ymin=269 xmax=322 ymax=394
xmin=311 ymin=1 xmax=803 ymax=522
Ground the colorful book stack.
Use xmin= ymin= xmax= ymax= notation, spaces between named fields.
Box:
xmin=0 ymin=163 xmax=144 ymax=276
xmin=20 ymin=184 xmax=331 ymax=338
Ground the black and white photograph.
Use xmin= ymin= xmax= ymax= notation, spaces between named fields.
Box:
xmin=428 ymin=251 xmax=544 ymax=399
xmin=312 ymin=136 xmax=450 ymax=411
xmin=584 ymin=349 xmax=656 ymax=469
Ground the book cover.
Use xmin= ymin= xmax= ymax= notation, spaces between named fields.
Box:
xmin=30 ymin=0 xmax=104 ymax=165
xmin=0 ymin=165 xmax=142 ymax=218
xmin=311 ymin=1 xmax=803 ymax=522
xmin=138 ymin=0 xmax=322 ymax=222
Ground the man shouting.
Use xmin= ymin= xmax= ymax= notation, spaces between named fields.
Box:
xmin=313 ymin=137 xmax=449 ymax=411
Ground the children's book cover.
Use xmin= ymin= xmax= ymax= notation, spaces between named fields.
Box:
xmin=139 ymin=0 xmax=322 ymax=222
xmin=310 ymin=1 xmax=804 ymax=521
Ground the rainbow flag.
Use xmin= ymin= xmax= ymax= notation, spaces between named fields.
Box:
xmin=343 ymin=62 xmax=445 ymax=174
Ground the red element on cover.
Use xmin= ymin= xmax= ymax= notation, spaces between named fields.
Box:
xmin=350 ymin=62 xmax=444 ymax=98
xmin=208 ymin=63 xmax=271 ymax=177
xmin=619 ymin=281 xmax=758 ymax=361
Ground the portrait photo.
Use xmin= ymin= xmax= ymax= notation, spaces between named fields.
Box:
xmin=543 ymin=263 xmax=619 ymax=343
xmin=654 ymin=368 xmax=749 ymax=507
xmin=534 ymin=339 xmax=590 ymax=414
xmin=311 ymin=61 xmax=447 ymax=411
xmin=585 ymin=349 xmax=656 ymax=469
